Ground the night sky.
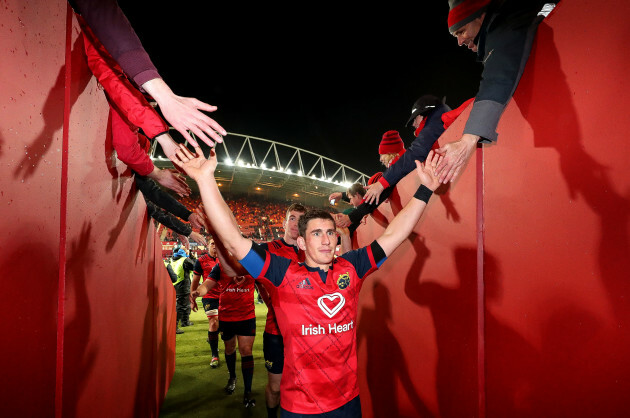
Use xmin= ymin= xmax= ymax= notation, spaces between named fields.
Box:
xmin=119 ymin=2 xmax=483 ymax=175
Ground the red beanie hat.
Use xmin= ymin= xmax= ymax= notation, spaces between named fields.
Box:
xmin=379 ymin=130 xmax=404 ymax=154
xmin=448 ymin=0 xmax=490 ymax=34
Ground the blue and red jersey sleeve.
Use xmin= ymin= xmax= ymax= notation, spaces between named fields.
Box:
xmin=193 ymin=259 xmax=203 ymax=276
xmin=339 ymin=240 xmax=387 ymax=279
xmin=239 ymin=242 xmax=291 ymax=286
xmin=208 ymin=264 xmax=221 ymax=282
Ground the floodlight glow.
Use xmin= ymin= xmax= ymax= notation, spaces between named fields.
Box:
xmin=261 ymin=163 xmax=267 ymax=169
xmin=225 ymin=158 xmax=233 ymax=166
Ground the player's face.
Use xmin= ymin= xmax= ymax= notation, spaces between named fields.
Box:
xmin=348 ymin=193 xmax=363 ymax=208
xmin=298 ymin=218 xmax=337 ymax=269
xmin=452 ymin=15 xmax=484 ymax=52
xmin=284 ymin=210 xmax=304 ymax=243
xmin=207 ymin=239 xmax=217 ymax=258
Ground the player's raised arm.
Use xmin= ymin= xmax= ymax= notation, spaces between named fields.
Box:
xmin=171 ymin=145 xmax=252 ymax=260
xmin=376 ymin=151 xmax=442 ymax=256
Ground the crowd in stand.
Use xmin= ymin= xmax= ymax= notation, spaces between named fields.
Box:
xmin=164 ymin=193 xmax=321 ymax=244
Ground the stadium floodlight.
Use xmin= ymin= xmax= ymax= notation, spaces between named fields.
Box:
xmin=297 ymin=170 xmax=303 ymax=176
xmin=285 ymin=168 xmax=292 ymax=174
xmin=225 ymin=158 xmax=233 ymax=166
xmin=237 ymin=160 xmax=245 ymax=167
xmin=261 ymin=163 xmax=267 ymax=169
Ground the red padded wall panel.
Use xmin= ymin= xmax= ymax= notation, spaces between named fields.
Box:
xmin=0 ymin=1 xmax=175 ymax=416
xmin=356 ymin=108 xmax=481 ymax=418
xmin=60 ymin=12 xmax=176 ymax=418
xmin=355 ymin=2 xmax=630 ymax=417
xmin=484 ymin=1 xmax=630 ymax=416
xmin=0 ymin=1 xmax=67 ymax=415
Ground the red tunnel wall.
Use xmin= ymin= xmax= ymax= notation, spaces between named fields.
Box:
xmin=355 ymin=1 xmax=630 ymax=417
xmin=0 ymin=1 xmax=175 ymax=417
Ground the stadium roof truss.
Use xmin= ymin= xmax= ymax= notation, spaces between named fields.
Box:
xmin=150 ymin=131 xmax=370 ymax=203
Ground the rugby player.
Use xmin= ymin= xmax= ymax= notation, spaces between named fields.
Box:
xmin=175 ymin=145 xmax=441 ymax=416
xmin=190 ymin=236 xmax=221 ymax=367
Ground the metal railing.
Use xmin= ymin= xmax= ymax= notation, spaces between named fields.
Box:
xmin=151 ymin=131 xmax=370 ymax=187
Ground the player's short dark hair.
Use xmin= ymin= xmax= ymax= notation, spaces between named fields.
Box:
xmin=286 ymin=203 xmax=307 ymax=218
xmin=347 ymin=183 xmax=366 ymax=198
xmin=298 ymin=209 xmax=335 ymax=237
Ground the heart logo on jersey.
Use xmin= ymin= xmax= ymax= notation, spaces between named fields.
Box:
xmin=317 ymin=293 xmax=345 ymax=318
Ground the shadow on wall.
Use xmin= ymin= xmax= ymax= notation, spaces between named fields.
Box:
xmin=482 ymin=249 xmax=541 ymax=418
xmin=0 ymin=228 xmax=58 ymax=415
xmin=512 ymin=22 xmax=630 ymax=416
xmin=105 ymin=186 xmax=139 ymax=253
xmin=133 ymin=250 xmax=158 ymax=417
xmin=435 ymin=183 xmax=461 ymax=223
xmin=358 ymin=280 xmax=434 ymax=418
xmin=62 ymin=221 xmax=98 ymax=416
xmin=13 ymin=34 xmax=92 ymax=181
xmin=405 ymin=243 xmax=478 ymax=418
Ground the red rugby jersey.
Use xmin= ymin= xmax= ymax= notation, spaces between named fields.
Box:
xmin=209 ymin=264 xmax=255 ymax=322
xmin=255 ymin=244 xmax=381 ymax=414
xmin=257 ymin=239 xmax=304 ymax=335
xmin=194 ymin=254 xmax=220 ymax=299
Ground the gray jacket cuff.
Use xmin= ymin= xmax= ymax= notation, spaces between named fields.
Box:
xmin=464 ymin=100 xmax=505 ymax=143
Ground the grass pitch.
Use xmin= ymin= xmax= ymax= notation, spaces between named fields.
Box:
xmin=160 ymin=301 xmax=270 ymax=418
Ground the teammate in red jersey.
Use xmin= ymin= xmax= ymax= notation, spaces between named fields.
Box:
xmin=256 ymin=203 xmax=305 ymax=417
xmin=191 ymin=237 xmax=221 ymax=367
xmin=193 ymin=260 xmax=257 ymax=408
xmin=174 ymin=145 xmax=442 ymax=416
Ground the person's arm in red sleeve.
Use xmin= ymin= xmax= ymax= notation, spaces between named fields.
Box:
xmin=71 ymin=1 xmax=226 ymax=147
xmin=109 ymin=105 xmax=189 ymax=196
xmin=109 ymin=106 xmax=154 ymax=176
xmin=81 ymin=24 xmax=168 ymax=140
xmin=82 ymin=24 xmax=182 ymax=166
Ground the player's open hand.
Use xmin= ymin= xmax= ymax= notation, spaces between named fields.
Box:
xmin=415 ymin=151 xmax=443 ymax=191
xmin=170 ymin=144 xmax=217 ymax=181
